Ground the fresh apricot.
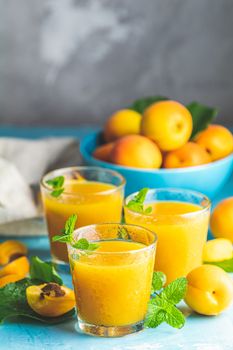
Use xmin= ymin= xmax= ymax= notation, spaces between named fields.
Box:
xmin=141 ymin=100 xmax=193 ymax=151
xmin=0 ymin=240 xmax=27 ymax=266
xmin=93 ymin=142 xmax=114 ymax=162
xmin=104 ymin=109 xmax=142 ymax=142
xmin=203 ymin=238 xmax=233 ymax=262
xmin=163 ymin=142 xmax=211 ymax=168
xmin=195 ymin=124 xmax=233 ymax=161
xmin=210 ymin=197 xmax=233 ymax=242
xmin=111 ymin=135 xmax=162 ymax=168
xmin=0 ymin=256 xmax=29 ymax=277
xmin=0 ymin=274 xmax=24 ymax=288
xmin=26 ymin=283 xmax=75 ymax=317
xmin=185 ymin=265 xmax=233 ymax=315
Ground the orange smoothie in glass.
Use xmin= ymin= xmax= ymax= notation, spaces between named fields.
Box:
xmin=41 ymin=167 xmax=125 ymax=264
xmin=68 ymin=223 xmax=157 ymax=337
xmin=125 ymin=189 xmax=210 ymax=284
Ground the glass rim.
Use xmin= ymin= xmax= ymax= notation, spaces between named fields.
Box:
xmin=41 ymin=166 xmax=126 ymax=196
xmin=67 ymin=223 xmax=157 ymax=255
xmin=124 ymin=187 xmax=211 ymax=218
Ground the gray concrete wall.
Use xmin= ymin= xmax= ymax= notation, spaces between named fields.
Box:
xmin=1 ymin=0 xmax=233 ymax=126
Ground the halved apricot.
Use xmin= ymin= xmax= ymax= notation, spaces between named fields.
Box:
xmin=0 ymin=240 xmax=27 ymax=266
xmin=26 ymin=283 xmax=75 ymax=317
xmin=0 ymin=256 xmax=29 ymax=277
xmin=0 ymin=274 xmax=24 ymax=288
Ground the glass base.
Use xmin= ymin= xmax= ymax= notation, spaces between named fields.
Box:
xmin=51 ymin=255 xmax=70 ymax=274
xmin=76 ymin=318 xmax=144 ymax=337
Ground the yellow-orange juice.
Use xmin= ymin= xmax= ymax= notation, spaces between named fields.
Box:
xmin=68 ymin=223 xmax=157 ymax=336
xmin=125 ymin=189 xmax=210 ymax=284
xmin=41 ymin=167 xmax=125 ymax=264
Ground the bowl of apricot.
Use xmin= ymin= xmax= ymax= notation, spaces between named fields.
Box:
xmin=80 ymin=97 xmax=233 ymax=198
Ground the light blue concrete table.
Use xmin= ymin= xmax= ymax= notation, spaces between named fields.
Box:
xmin=1 ymin=126 xmax=233 ymax=350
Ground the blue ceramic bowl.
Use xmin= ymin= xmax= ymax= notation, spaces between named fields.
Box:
xmin=80 ymin=130 xmax=233 ymax=198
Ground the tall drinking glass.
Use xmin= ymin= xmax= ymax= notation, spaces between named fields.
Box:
xmin=41 ymin=166 xmax=125 ymax=265
xmin=124 ymin=188 xmax=210 ymax=284
xmin=67 ymin=223 xmax=157 ymax=337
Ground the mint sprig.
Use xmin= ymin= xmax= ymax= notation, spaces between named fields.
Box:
xmin=126 ymin=188 xmax=152 ymax=214
xmin=151 ymin=271 xmax=166 ymax=294
xmin=72 ymin=238 xmax=99 ymax=251
xmin=52 ymin=214 xmax=99 ymax=252
xmin=145 ymin=272 xmax=187 ymax=329
xmin=53 ymin=214 xmax=77 ymax=243
xmin=46 ymin=175 xmax=65 ymax=197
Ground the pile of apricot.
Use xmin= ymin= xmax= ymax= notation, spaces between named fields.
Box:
xmin=93 ymin=100 xmax=233 ymax=169
xmin=0 ymin=239 xmax=75 ymax=317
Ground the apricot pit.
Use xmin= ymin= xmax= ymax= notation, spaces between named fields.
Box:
xmin=26 ymin=283 xmax=75 ymax=317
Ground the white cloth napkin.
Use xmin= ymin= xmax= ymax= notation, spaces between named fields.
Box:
xmin=0 ymin=137 xmax=81 ymax=236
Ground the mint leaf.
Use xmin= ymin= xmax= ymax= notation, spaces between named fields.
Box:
xmin=145 ymin=297 xmax=185 ymax=329
xmin=51 ymin=189 xmax=64 ymax=197
xmin=30 ymin=256 xmax=63 ymax=285
xmin=144 ymin=206 xmax=153 ymax=214
xmin=63 ymin=214 xmax=77 ymax=236
xmin=88 ymin=243 xmax=100 ymax=251
xmin=0 ymin=279 xmax=75 ymax=325
xmin=151 ymin=272 xmax=166 ymax=294
xmin=52 ymin=215 xmax=98 ymax=251
xmin=73 ymin=238 xmax=89 ymax=250
xmin=52 ymin=214 xmax=77 ymax=244
xmin=46 ymin=175 xmax=65 ymax=198
xmin=205 ymin=258 xmax=233 ymax=272
xmin=160 ymin=277 xmax=187 ymax=304
xmin=164 ymin=303 xmax=185 ymax=329
xmin=126 ymin=188 xmax=152 ymax=214
xmin=187 ymin=102 xmax=218 ymax=139
xmin=144 ymin=302 xmax=166 ymax=328
xmin=46 ymin=176 xmax=64 ymax=188
xmin=130 ymin=96 xmax=168 ymax=114
xmin=117 ymin=226 xmax=131 ymax=240
xmin=73 ymin=238 xmax=99 ymax=251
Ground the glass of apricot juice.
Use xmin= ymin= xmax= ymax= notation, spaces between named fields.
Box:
xmin=124 ymin=188 xmax=210 ymax=284
xmin=41 ymin=167 xmax=125 ymax=266
xmin=67 ymin=223 xmax=157 ymax=337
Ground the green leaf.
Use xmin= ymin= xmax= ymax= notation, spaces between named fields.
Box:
xmin=46 ymin=176 xmax=64 ymax=188
xmin=51 ymin=189 xmax=64 ymax=197
xmin=145 ymin=297 xmax=185 ymax=329
xmin=187 ymin=102 xmax=218 ymax=139
xmin=52 ymin=214 xmax=77 ymax=244
xmin=72 ymin=238 xmax=99 ymax=252
xmin=117 ymin=226 xmax=131 ymax=240
xmin=52 ymin=234 xmax=71 ymax=243
xmin=160 ymin=277 xmax=187 ymax=304
xmin=151 ymin=272 xmax=167 ymax=294
xmin=144 ymin=206 xmax=153 ymax=214
xmin=88 ymin=243 xmax=100 ymax=251
xmin=126 ymin=188 xmax=152 ymax=214
xmin=0 ymin=279 xmax=75 ymax=325
xmin=130 ymin=96 xmax=169 ymax=114
xmin=46 ymin=175 xmax=65 ymax=198
xmin=205 ymin=258 xmax=233 ymax=272
xmin=73 ymin=238 xmax=89 ymax=250
xmin=63 ymin=214 xmax=77 ymax=236
xmin=144 ymin=302 xmax=166 ymax=328
xmin=30 ymin=256 xmax=63 ymax=285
